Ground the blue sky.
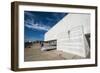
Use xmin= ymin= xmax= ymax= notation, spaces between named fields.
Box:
xmin=24 ymin=11 xmax=67 ymax=42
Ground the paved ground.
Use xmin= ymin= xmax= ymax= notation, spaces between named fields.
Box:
xmin=24 ymin=44 xmax=85 ymax=62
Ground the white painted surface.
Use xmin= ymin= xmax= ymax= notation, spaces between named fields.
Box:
xmin=45 ymin=13 xmax=90 ymax=57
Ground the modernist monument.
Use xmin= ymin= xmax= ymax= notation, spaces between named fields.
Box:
xmin=44 ymin=13 xmax=90 ymax=58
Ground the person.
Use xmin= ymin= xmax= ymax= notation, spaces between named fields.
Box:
xmin=68 ymin=30 xmax=70 ymax=39
xmin=41 ymin=43 xmax=44 ymax=47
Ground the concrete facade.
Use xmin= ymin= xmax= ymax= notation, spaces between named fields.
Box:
xmin=44 ymin=13 xmax=90 ymax=58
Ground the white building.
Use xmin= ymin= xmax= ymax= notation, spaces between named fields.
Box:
xmin=44 ymin=13 xmax=90 ymax=58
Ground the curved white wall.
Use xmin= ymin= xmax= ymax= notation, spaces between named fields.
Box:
xmin=44 ymin=13 xmax=90 ymax=57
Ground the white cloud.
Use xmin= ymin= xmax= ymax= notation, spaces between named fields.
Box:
xmin=25 ymin=21 xmax=51 ymax=31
